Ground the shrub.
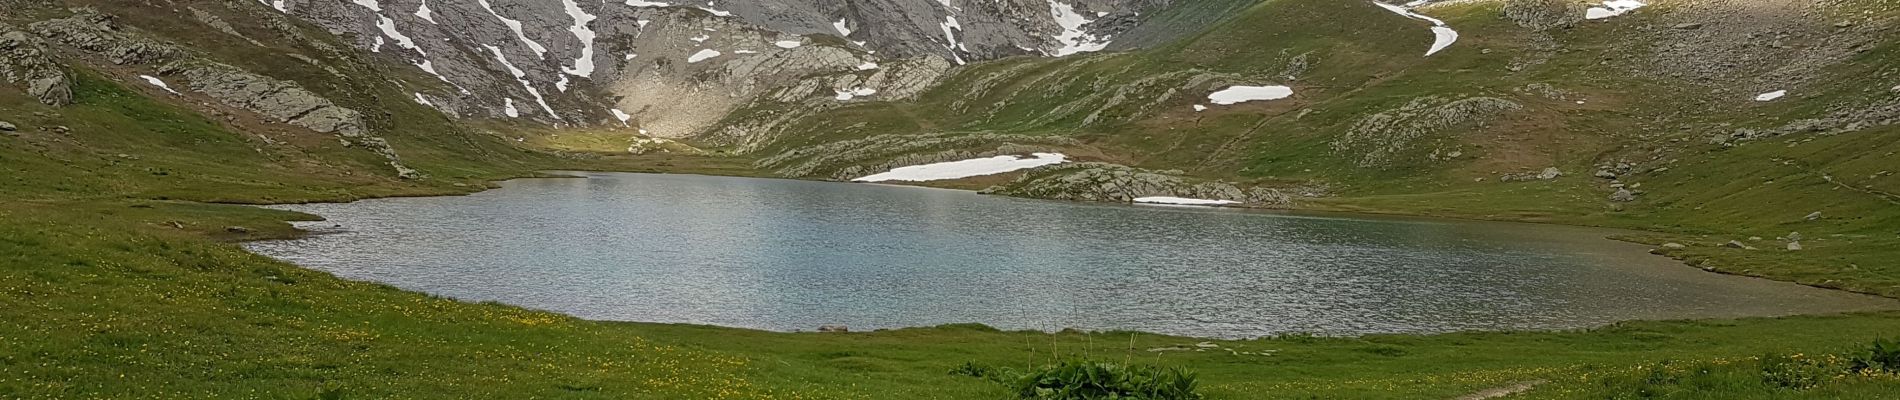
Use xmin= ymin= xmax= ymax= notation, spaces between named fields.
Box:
xmin=1760 ymin=354 xmax=1829 ymax=390
xmin=1850 ymin=338 xmax=1900 ymax=374
xmin=1007 ymin=360 xmax=1202 ymax=400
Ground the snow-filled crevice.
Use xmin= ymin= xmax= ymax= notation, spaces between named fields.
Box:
xmin=484 ymin=44 xmax=561 ymax=120
xmin=1372 ymin=1 xmax=1458 ymax=56
xmin=477 ymin=0 xmax=549 ymax=59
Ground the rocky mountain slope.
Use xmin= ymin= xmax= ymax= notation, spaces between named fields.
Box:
xmin=255 ymin=0 xmax=1249 ymax=141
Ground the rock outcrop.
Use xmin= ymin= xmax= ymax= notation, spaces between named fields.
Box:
xmin=29 ymin=9 xmax=419 ymax=179
xmin=984 ymin=162 xmax=1320 ymax=207
xmin=1500 ymin=0 xmax=1580 ymax=31
xmin=1333 ymin=96 xmax=1522 ymax=169
xmin=0 ymin=27 xmax=72 ymax=106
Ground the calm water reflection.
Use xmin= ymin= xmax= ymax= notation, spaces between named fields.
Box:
xmin=245 ymin=172 xmax=1895 ymax=338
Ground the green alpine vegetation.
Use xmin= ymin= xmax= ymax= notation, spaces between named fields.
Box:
xmin=3 ymin=0 xmax=1900 ymax=398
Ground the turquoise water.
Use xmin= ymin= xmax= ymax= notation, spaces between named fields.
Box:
xmin=245 ymin=172 xmax=1895 ymax=338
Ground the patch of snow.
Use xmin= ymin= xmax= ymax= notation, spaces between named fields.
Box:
xmin=1427 ymin=26 xmax=1459 ymax=56
xmin=375 ymin=15 xmax=424 ymax=55
xmin=775 ymin=40 xmax=803 ymax=49
xmin=560 ymin=0 xmax=599 ymax=78
xmin=734 ymin=50 xmax=758 ymax=54
xmin=1207 ymin=85 xmax=1293 ymax=105
xmin=139 ymin=75 xmax=180 ymax=94
xmin=477 ymin=0 xmax=548 ymax=59
xmin=1193 ymin=104 xmax=1208 ymax=112
xmin=351 ymin=0 xmax=381 ymax=12
xmin=413 ymin=93 xmax=433 ymax=106
xmin=1133 ymin=197 xmax=1241 ymax=206
xmin=1048 ymin=0 xmax=1112 ymax=56
xmin=484 ymin=44 xmax=560 ymax=119
xmin=856 ymin=61 xmax=880 ymax=70
xmin=853 ymin=153 xmax=1069 ymax=182
xmin=415 ymin=0 xmax=436 ymax=23
xmin=371 ymin=36 xmax=384 ymax=53
xmin=832 ymin=87 xmax=878 ymax=101
xmin=1373 ymin=1 xmax=1458 ymax=56
xmin=833 ymin=19 xmax=853 ymax=37
xmin=1755 ymin=90 xmax=1787 ymax=102
xmin=625 ymin=0 xmax=669 ymax=6
xmin=687 ymin=49 xmax=722 ymax=63
xmin=255 ymin=0 xmax=289 ymax=12
xmin=413 ymin=60 xmax=449 ymax=83
xmin=503 ymin=98 xmax=519 ymax=117
xmin=611 ymin=108 xmax=632 ymax=125
xmin=1584 ymin=0 xmax=1646 ymax=20
xmin=624 ymin=53 xmax=637 ymax=60
xmin=555 ymin=74 xmax=570 ymax=92
xmin=695 ymin=6 xmax=733 ymax=17
xmin=939 ymin=15 xmax=964 ymax=60
xmin=690 ymin=34 xmax=711 ymax=43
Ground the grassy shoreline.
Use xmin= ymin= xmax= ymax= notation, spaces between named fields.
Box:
xmin=9 ymin=153 xmax=1900 ymax=399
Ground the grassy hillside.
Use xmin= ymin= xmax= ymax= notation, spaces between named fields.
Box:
xmin=732 ymin=0 xmax=1900 ymax=297
xmin=3 ymin=0 xmax=1900 ymax=399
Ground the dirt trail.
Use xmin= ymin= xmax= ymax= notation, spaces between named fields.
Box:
xmin=1454 ymin=379 xmax=1546 ymax=400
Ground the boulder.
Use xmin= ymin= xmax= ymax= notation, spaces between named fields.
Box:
xmin=1672 ymin=23 xmax=1704 ymax=30
xmin=1787 ymin=241 xmax=1803 ymax=251
xmin=1594 ymin=170 xmax=1618 ymax=179
xmin=1661 ymin=243 xmax=1687 ymax=249
xmin=0 ymin=121 xmax=15 ymax=131
xmin=817 ymin=325 xmax=849 ymax=333
xmin=1804 ymin=211 xmax=1823 ymax=221
xmin=1538 ymin=167 xmax=1563 ymax=180
xmin=1609 ymin=188 xmax=1637 ymax=202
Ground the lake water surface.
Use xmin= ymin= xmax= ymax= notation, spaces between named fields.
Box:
xmin=245 ymin=172 xmax=1896 ymax=338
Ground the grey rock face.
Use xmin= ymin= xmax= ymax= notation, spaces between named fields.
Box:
xmin=162 ymin=62 xmax=371 ymax=139
xmin=1500 ymin=0 xmax=1580 ymax=31
xmin=29 ymin=12 xmax=180 ymax=65
xmin=260 ymin=0 xmax=1213 ymax=133
xmin=0 ymin=28 xmax=72 ymax=106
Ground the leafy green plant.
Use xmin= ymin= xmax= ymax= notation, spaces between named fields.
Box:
xmin=1760 ymin=354 xmax=1830 ymax=390
xmin=1004 ymin=360 xmax=1202 ymax=400
xmin=950 ymin=361 xmax=1005 ymax=380
xmin=1850 ymin=338 xmax=1900 ymax=374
